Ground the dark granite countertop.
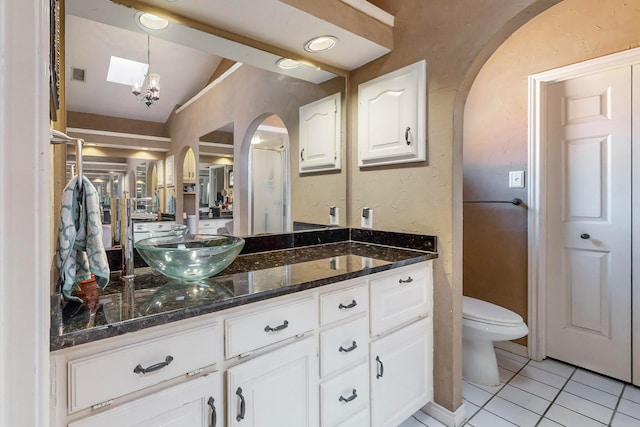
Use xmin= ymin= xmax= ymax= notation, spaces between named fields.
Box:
xmin=50 ymin=228 xmax=437 ymax=351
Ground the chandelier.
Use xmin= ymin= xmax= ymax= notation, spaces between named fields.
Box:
xmin=132 ymin=34 xmax=160 ymax=107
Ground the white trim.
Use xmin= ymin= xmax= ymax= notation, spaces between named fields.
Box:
xmin=66 ymin=127 xmax=171 ymax=142
xmin=527 ymin=46 xmax=640 ymax=363
xmin=257 ymin=124 xmax=288 ymax=134
xmin=0 ymin=0 xmax=50 ymax=426
xmin=175 ymin=62 xmax=243 ymax=114
xmin=199 ymin=141 xmax=234 ymax=149
xmin=423 ymin=401 xmax=467 ymax=427
xmin=339 ymin=0 xmax=394 ymax=27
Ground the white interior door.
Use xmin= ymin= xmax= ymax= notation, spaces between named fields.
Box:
xmin=546 ymin=66 xmax=632 ymax=382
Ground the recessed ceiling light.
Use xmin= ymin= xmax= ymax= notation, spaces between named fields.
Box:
xmin=304 ymin=36 xmax=338 ymax=53
xmin=136 ymin=12 xmax=169 ymax=31
xmin=276 ymin=58 xmax=301 ymax=69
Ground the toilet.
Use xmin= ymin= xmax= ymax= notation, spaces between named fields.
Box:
xmin=462 ymin=296 xmax=529 ymax=386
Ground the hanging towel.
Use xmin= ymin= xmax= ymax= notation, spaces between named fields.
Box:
xmin=167 ymin=193 xmax=176 ymax=215
xmin=152 ymin=192 xmax=160 ymax=213
xmin=56 ymin=176 xmax=110 ymax=302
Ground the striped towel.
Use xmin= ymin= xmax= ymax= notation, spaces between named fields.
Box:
xmin=55 ymin=176 xmax=110 ymax=302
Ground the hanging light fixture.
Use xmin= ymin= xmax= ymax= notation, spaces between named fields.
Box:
xmin=132 ymin=34 xmax=160 ymax=107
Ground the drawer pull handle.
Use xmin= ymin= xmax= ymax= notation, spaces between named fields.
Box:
xmin=376 ymin=355 xmax=384 ymax=379
xmin=405 ymin=126 xmax=411 ymax=145
xmin=236 ymin=387 xmax=246 ymax=422
xmin=264 ymin=320 xmax=289 ymax=333
xmin=339 ymin=389 xmax=358 ymax=403
xmin=399 ymin=276 xmax=414 ymax=284
xmin=339 ymin=341 xmax=358 ymax=353
xmin=133 ymin=355 xmax=174 ymax=374
xmin=207 ymin=396 xmax=217 ymax=427
xmin=338 ymin=300 xmax=357 ymax=310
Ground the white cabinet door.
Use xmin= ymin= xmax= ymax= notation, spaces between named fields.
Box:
xmin=69 ymin=373 xmax=222 ymax=427
xmin=370 ymin=317 xmax=433 ymax=427
xmin=358 ymin=60 xmax=426 ymax=167
xmin=183 ymin=149 xmax=196 ymax=183
xmin=227 ymin=337 xmax=319 ymax=427
xmin=299 ymin=92 xmax=341 ymax=173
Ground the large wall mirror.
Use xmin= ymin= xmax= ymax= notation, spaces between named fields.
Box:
xmin=62 ymin=0 xmax=347 ymax=240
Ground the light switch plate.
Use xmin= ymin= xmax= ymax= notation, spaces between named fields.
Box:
xmin=329 ymin=206 xmax=339 ymax=225
xmin=509 ymin=171 xmax=525 ymax=188
xmin=361 ymin=208 xmax=373 ymax=229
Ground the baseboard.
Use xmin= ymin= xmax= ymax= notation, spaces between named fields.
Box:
xmin=494 ymin=341 xmax=528 ymax=358
xmin=423 ymin=401 xmax=467 ymax=427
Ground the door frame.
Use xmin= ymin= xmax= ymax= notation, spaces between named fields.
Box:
xmin=528 ymin=47 xmax=640 ymax=374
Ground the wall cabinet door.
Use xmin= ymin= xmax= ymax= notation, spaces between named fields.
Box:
xmin=226 ymin=337 xmax=319 ymax=427
xmin=183 ymin=149 xmax=196 ymax=183
xmin=370 ymin=317 xmax=432 ymax=427
xmin=299 ymin=93 xmax=341 ymax=173
xmin=358 ymin=60 xmax=426 ymax=167
xmin=68 ymin=373 xmax=222 ymax=427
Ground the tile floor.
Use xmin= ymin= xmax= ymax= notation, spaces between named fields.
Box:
xmin=399 ymin=348 xmax=640 ymax=427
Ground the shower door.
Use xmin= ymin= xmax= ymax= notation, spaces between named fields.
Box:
xmin=252 ymin=147 xmax=287 ymax=234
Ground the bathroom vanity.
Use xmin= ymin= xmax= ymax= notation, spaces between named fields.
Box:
xmin=50 ymin=228 xmax=437 ymax=427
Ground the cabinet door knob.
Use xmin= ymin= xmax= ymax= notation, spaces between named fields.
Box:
xmin=236 ymin=387 xmax=246 ymax=421
xmin=264 ymin=319 xmax=289 ymax=333
xmin=338 ymin=389 xmax=358 ymax=403
xmin=580 ymin=233 xmax=590 ymax=239
xmin=405 ymin=126 xmax=411 ymax=145
xmin=207 ymin=397 xmax=217 ymax=427
xmin=338 ymin=300 xmax=357 ymax=310
xmin=133 ymin=355 xmax=174 ymax=374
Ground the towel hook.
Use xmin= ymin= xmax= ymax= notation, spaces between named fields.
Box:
xmin=50 ymin=129 xmax=84 ymax=180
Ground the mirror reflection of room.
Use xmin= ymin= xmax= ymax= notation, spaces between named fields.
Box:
xmin=63 ymin=0 xmax=346 ymax=245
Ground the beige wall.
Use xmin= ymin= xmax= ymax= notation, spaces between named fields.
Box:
xmin=165 ymin=66 xmax=346 ymax=233
xmin=348 ymin=0 xmax=560 ymax=412
xmin=463 ymin=0 xmax=640 ymax=346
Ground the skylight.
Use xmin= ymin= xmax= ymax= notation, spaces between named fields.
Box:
xmin=106 ymin=56 xmax=148 ymax=86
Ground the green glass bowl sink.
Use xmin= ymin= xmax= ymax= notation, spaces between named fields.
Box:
xmin=135 ymin=234 xmax=245 ymax=282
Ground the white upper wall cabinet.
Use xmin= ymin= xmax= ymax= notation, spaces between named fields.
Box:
xmin=299 ymin=93 xmax=342 ymax=173
xmin=358 ymin=60 xmax=426 ymax=167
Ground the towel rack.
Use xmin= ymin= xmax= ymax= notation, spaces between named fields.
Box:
xmin=463 ymin=198 xmax=523 ymax=206
xmin=49 ymin=129 xmax=84 ymax=180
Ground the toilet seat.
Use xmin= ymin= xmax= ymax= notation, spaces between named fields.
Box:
xmin=463 ymin=296 xmax=523 ymax=327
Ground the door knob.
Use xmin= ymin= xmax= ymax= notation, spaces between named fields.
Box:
xmin=580 ymin=233 xmax=590 ymax=239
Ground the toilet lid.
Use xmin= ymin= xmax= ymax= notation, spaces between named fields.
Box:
xmin=463 ymin=296 xmax=524 ymax=326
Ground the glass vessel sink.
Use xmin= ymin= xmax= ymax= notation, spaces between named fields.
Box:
xmin=147 ymin=224 xmax=188 ymax=238
xmin=135 ymin=234 xmax=245 ymax=282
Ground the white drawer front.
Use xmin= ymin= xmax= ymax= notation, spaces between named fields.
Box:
xmin=68 ymin=372 xmax=221 ymax=427
xmin=321 ymin=363 xmax=369 ymax=427
xmin=320 ymin=316 xmax=368 ymax=378
xmin=320 ymin=283 xmax=368 ymax=326
xmin=68 ymin=323 xmax=219 ymax=413
xmin=225 ymin=298 xmax=317 ymax=358
xmin=370 ymin=262 xmax=433 ymax=336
